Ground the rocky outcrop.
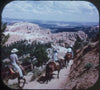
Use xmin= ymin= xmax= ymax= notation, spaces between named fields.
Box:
xmin=63 ymin=41 xmax=99 ymax=89
xmin=4 ymin=22 xmax=88 ymax=46
xmin=90 ymin=25 xmax=99 ymax=32
xmin=51 ymin=31 xmax=87 ymax=46
xmin=6 ymin=22 xmax=40 ymax=32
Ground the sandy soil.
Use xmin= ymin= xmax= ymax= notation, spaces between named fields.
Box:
xmin=23 ymin=65 xmax=72 ymax=89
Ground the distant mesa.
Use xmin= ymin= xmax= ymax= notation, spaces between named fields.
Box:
xmin=6 ymin=22 xmax=40 ymax=32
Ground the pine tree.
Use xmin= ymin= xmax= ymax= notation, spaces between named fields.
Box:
xmin=73 ymin=35 xmax=83 ymax=55
xmin=1 ymin=22 xmax=10 ymax=46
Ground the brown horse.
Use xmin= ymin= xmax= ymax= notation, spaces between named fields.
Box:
xmin=1 ymin=64 xmax=26 ymax=89
xmin=45 ymin=61 xmax=61 ymax=83
xmin=64 ymin=53 xmax=72 ymax=68
xmin=59 ymin=59 xmax=65 ymax=68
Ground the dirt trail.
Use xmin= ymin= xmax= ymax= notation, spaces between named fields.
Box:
xmin=23 ymin=65 xmax=71 ymax=89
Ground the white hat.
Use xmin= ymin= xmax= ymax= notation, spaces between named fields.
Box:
xmin=67 ymin=48 xmax=72 ymax=53
xmin=11 ymin=48 xmax=18 ymax=53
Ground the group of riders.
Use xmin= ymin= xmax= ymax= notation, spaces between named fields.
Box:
xmin=8 ymin=44 xmax=74 ymax=86
xmin=52 ymin=44 xmax=73 ymax=67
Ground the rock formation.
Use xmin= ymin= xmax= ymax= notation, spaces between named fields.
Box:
xmin=63 ymin=41 xmax=99 ymax=89
xmin=4 ymin=22 xmax=88 ymax=46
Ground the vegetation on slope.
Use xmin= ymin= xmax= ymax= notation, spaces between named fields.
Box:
xmin=1 ymin=40 xmax=51 ymax=67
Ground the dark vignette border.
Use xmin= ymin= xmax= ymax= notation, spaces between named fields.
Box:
xmin=0 ymin=0 xmax=100 ymax=90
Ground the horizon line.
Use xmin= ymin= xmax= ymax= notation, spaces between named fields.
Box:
xmin=2 ymin=17 xmax=99 ymax=23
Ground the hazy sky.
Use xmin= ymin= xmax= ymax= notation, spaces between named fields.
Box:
xmin=2 ymin=1 xmax=99 ymax=22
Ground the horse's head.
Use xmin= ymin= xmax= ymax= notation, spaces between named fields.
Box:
xmin=48 ymin=61 xmax=56 ymax=72
xmin=65 ymin=53 xmax=72 ymax=61
xmin=46 ymin=61 xmax=60 ymax=76
xmin=45 ymin=61 xmax=61 ymax=83
xmin=67 ymin=53 xmax=72 ymax=59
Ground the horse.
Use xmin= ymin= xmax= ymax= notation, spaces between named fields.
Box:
xmin=64 ymin=52 xmax=73 ymax=68
xmin=59 ymin=59 xmax=65 ymax=68
xmin=1 ymin=64 xmax=26 ymax=89
xmin=45 ymin=61 xmax=61 ymax=83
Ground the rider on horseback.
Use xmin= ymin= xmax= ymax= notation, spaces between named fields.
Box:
xmin=9 ymin=48 xmax=26 ymax=82
xmin=52 ymin=49 xmax=61 ymax=67
xmin=67 ymin=45 xmax=74 ymax=58
xmin=64 ymin=45 xmax=74 ymax=67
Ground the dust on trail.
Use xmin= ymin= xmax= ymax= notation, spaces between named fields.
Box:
xmin=23 ymin=65 xmax=71 ymax=89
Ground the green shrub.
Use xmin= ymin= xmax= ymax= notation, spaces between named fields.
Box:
xmin=73 ymin=35 xmax=83 ymax=55
xmin=1 ymin=23 xmax=10 ymax=46
xmin=1 ymin=40 xmax=50 ymax=67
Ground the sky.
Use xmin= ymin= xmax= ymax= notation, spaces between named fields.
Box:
xmin=2 ymin=1 xmax=99 ymax=22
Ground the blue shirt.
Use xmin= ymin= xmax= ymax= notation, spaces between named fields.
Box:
xmin=10 ymin=53 xmax=18 ymax=64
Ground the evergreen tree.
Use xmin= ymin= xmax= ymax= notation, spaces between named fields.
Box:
xmin=1 ymin=39 xmax=49 ymax=67
xmin=1 ymin=23 xmax=10 ymax=46
xmin=33 ymin=43 xmax=49 ymax=66
xmin=73 ymin=35 xmax=83 ymax=55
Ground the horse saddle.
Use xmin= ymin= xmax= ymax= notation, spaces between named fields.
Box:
xmin=9 ymin=65 xmax=18 ymax=74
xmin=66 ymin=53 xmax=72 ymax=59
xmin=48 ymin=61 xmax=59 ymax=67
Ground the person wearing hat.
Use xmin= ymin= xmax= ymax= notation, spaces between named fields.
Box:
xmin=10 ymin=48 xmax=26 ymax=83
xmin=67 ymin=45 xmax=74 ymax=58
xmin=64 ymin=45 xmax=74 ymax=68
xmin=52 ymin=50 xmax=58 ymax=62
xmin=52 ymin=49 xmax=61 ymax=67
